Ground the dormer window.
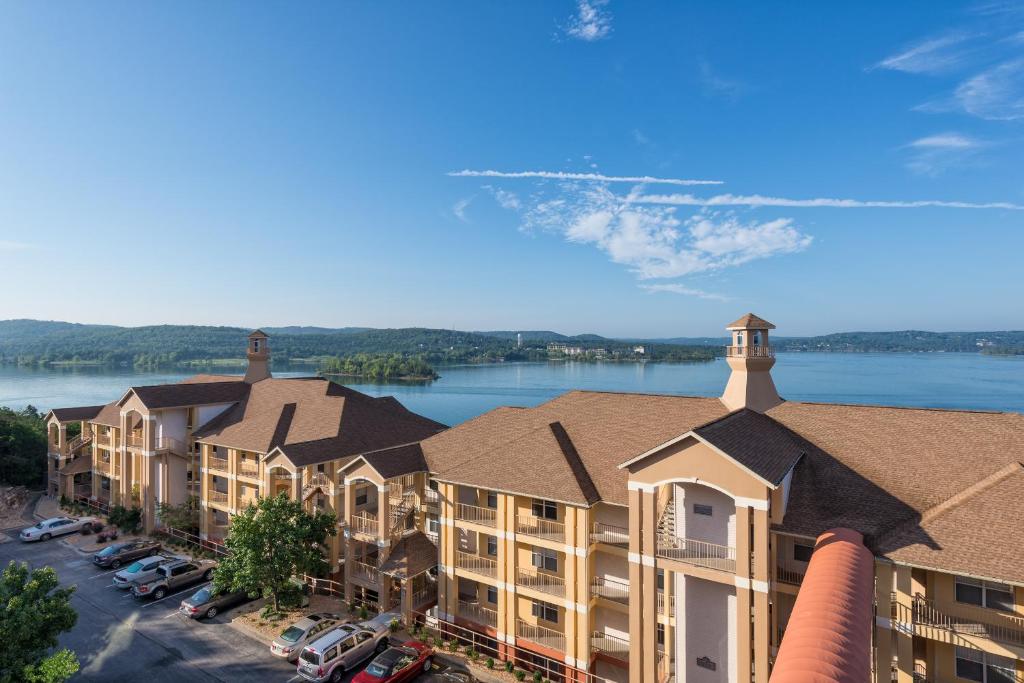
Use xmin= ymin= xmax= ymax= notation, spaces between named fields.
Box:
xmin=253 ymin=339 xmax=260 ymax=353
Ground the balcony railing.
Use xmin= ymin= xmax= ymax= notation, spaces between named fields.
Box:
xmin=209 ymin=490 xmax=229 ymax=505
xmin=153 ymin=436 xmax=186 ymax=454
xmin=126 ymin=433 xmax=145 ymax=449
xmin=656 ymin=534 xmax=736 ymax=573
xmin=422 ymin=489 xmax=440 ymax=507
xmin=590 ymin=522 xmax=629 ymax=547
xmin=591 ymin=632 xmax=630 ymax=661
xmin=94 ymin=459 xmax=113 ymax=476
xmin=410 ymin=586 xmax=436 ymax=609
xmin=516 ymin=619 xmax=565 ymax=653
xmin=458 ymin=599 xmax=498 ymax=628
xmin=726 ymin=344 xmax=774 ymax=358
xmin=776 ymin=565 xmax=805 ymax=586
xmin=303 ymin=471 xmax=334 ymax=497
xmin=455 ymin=503 xmax=497 ymax=527
xmin=657 ymin=590 xmax=675 ymax=613
xmin=895 ymin=595 xmax=1024 ymax=647
xmin=516 ymin=515 xmax=565 ymax=542
xmin=238 ymin=461 xmax=260 ymax=479
xmin=94 ymin=432 xmax=113 ymax=447
xmin=516 ymin=567 xmax=566 ymax=598
xmin=455 ymin=551 xmax=498 ymax=578
xmin=207 ymin=456 xmax=230 ymax=473
xmin=350 ymin=512 xmax=380 ymax=538
xmin=591 ymin=577 xmax=629 ymax=605
xmin=350 ymin=561 xmax=380 ymax=585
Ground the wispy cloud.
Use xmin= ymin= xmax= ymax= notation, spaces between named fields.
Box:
xmin=448 ymin=169 xmax=723 ymax=186
xmin=453 ymin=197 xmax=473 ymax=222
xmin=904 ymin=132 xmax=987 ymax=175
xmin=874 ymin=33 xmax=976 ymax=74
xmin=639 ymin=283 xmax=730 ymax=301
xmin=631 ymin=129 xmax=651 ymax=146
xmin=483 ymin=185 xmax=521 ymax=210
xmin=564 ymin=0 xmax=612 ymax=42
xmin=955 ymin=57 xmax=1024 ymax=120
xmin=0 ymin=241 xmax=34 ymax=251
xmin=629 ymin=192 xmax=1023 ymax=210
xmin=698 ymin=59 xmax=748 ymax=100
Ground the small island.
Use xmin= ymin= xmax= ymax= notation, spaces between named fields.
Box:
xmin=318 ymin=353 xmax=439 ymax=381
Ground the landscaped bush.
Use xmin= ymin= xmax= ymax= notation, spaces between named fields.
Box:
xmin=514 ymin=669 xmax=526 ymax=681
xmin=358 ymin=605 xmax=368 ymax=620
xmin=505 ymin=661 xmax=514 ymax=673
xmin=485 ymin=657 xmax=494 ymax=669
xmin=533 ymin=671 xmax=543 ymax=683
xmin=107 ymin=505 xmax=142 ymax=533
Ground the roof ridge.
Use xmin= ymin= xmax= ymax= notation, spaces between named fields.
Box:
xmin=549 ymin=421 xmax=601 ymax=505
xmin=773 ymin=400 xmax=1018 ymax=417
xmin=556 ymin=389 xmax=726 ymax=400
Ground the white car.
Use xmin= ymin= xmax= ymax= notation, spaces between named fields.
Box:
xmin=20 ymin=516 xmax=99 ymax=542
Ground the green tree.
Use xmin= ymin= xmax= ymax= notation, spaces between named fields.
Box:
xmin=156 ymin=496 xmax=200 ymax=533
xmin=214 ymin=493 xmax=336 ymax=611
xmin=0 ymin=562 xmax=79 ymax=683
xmin=0 ymin=406 xmax=47 ymax=487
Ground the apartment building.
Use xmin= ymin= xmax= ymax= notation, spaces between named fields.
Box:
xmin=417 ymin=314 xmax=1024 ymax=683
xmin=45 ymin=331 xmax=446 ymax=609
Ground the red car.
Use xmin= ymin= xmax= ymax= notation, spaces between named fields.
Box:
xmin=353 ymin=642 xmax=434 ymax=682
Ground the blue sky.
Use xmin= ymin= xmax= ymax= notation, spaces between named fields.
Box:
xmin=1 ymin=2 xmax=1022 ymax=337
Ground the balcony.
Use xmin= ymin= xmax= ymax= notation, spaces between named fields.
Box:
xmin=656 ymin=534 xmax=736 ymax=573
xmin=516 ymin=515 xmax=565 ymax=542
xmin=350 ymin=560 xmax=380 ymax=585
xmin=516 ymin=620 xmax=565 ymax=653
xmin=591 ymin=632 xmax=630 ymax=662
xmin=895 ymin=595 xmax=1024 ymax=647
xmin=94 ymin=459 xmax=113 ymax=476
xmin=422 ymin=488 xmax=440 ymax=508
xmin=208 ymin=456 xmax=230 ymax=473
xmin=455 ymin=551 xmax=498 ymax=578
xmin=516 ymin=567 xmax=565 ymax=598
xmin=126 ymin=433 xmax=145 ymax=449
xmin=458 ymin=599 xmax=498 ymax=628
xmin=94 ymin=432 xmax=113 ymax=448
xmin=657 ymin=590 xmax=675 ymax=613
xmin=726 ymin=344 xmax=774 ymax=358
xmin=209 ymin=490 xmax=229 ymax=505
xmin=776 ymin=565 xmax=805 ymax=586
xmin=349 ymin=512 xmax=379 ymax=538
xmin=590 ymin=522 xmax=629 ymax=547
xmin=591 ymin=577 xmax=629 ymax=605
xmin=237 ymin=461 xmax=260 ymax=479
xmin=153 ymin=436 xmax=186 ymax=454
xmin=302 ymin=471 xmax=334 ymax=497
xmin=455 ymin=503 xmax=497 ymax=527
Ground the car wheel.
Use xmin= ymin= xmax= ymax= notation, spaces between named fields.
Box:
xmin=205 ymin=606 xmax=218 ymax=619
xmin=111 ymin=559 xmax=121 ymax=569
xmin=40 ymin=533 xmax=51 ymax=541
xmin=149 ymin=548 xmax=158 ymax=556
xmin=423 ymin=656 xmax=432 ymax=672
xmin=154 ymin=587 xmax=167 ymax=600
xmin=329 ymin=667 xmax=343 ymax=683
xmin=203 ymin=569 xmax=214 ymax=580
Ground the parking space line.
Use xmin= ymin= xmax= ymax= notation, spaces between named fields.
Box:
xmin=88 ymin=568 xmax=124 ymax=579
xmin=140 ymin=582 xmax=210 ymax=608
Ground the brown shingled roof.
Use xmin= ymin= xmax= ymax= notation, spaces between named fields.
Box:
xmin=123 ymin=380 xmax=250 ymax=409
xmin=351 ymin=443 xmax=428 ymax=480
xmin=91 ymin=402 xmax=121 ymax=427
xmin=726 ymin=313 xmax=775 ymax=330
xmin=48 ymin=405 xmax=105 ymax=423
xmin=194 ymin=378 xmax=445 ymax=466
xmin=693 ymin=409 xmax=806 ymax=485
xmin=378 ymin=531 xmax=438 ymax=580
xmin=422 ymin=391 xmax=729 ymax=506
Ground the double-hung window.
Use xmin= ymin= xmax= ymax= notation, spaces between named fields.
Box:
xmin=531 ymin=547 xmax=557 ymax=572
xmin=955 ymin=576 xmax=1014 ymax=612
xmin=955 ymin=646 xmax=1016 ymax=683
xmin=486 ymin=535 xmax=498 ymax=557
xmin=532 ymin=499 xmax=557 ymax=520
xmin=531 ymin=599 xmax=558 ymax=624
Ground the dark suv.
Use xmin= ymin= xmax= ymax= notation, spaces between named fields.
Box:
xmin=93 ymin=540 xmax=163 ymax=569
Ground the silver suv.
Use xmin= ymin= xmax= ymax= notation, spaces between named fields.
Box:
xmin=296 ymin=613 xmax=396 ymax=682
xmin=112 ymin=555 xmax=175 ymax=589
xmin=271 ymin=612 xmax=345 ymax=662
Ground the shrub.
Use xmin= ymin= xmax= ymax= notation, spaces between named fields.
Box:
xmin=505 ymin=661 xmax=514 ymax=673
xmin=514 ymin=670 xmax=526 ymax=681
xmin=59 ymin=495 xmax=69 ymax=507
xmin=465 ymin=647 xmax=477 ymax=660
xmin=389 ymin=619 xmax=400 ymax=633
xmin=485 ymin=657 xmax=494 ymax=669
xmin=358 ymin=605 xmax=368 ymax=620
xmin=533 ymin=672 xmax=543 ymax=683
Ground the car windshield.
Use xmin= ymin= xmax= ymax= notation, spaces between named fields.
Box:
xmin=365 ymin=662 xmax=390 ymax=677
xmin=124 ymin=561 xmax=144 ymax=573
xmin=34 ymin=522 xmax=45 ymax=528
xmin=299 ymin=649 xmax=319 ymax=665
xmin=97 ymin=546 xmax=118 ymax=556
xmin=191 ymin=587 xmax=212 ymax=602
xmin=279 ymin=626 xmax=305 ymax=643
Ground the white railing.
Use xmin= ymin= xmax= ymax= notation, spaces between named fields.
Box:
xmin=591 ymin=577 xmax=629 ymax=604
xmin=350 ymin=560 xmax=380 ymax=585
xmin=591 ymin=632 xmax=630 ymax=661
xmin=455 ymin=503 xmax=497 ymax=527
xmin=209 ymin=490 xmax=229 ymax=504
xmin=350 ymin=512 xmax=379 ymax=537
xmin=657 ymin=590 xmax=675 ymax=613
xmin=590 ymin=522 xmax=629 ymax=547
xmin=458 ymin=599 xmax=498 ymax=628
xmin=516 ymin=567 xmax=566 ymax=598
xmin=455 ymin=551 xmax=498 ymax=578
xmin=516 ymin=619 xmax=565 ymax=653
xmin=516 ymin=514 xmax=565 ymax=542
xmin=238 ymin=461 xmax=260 ymax=479
xmin=656 ymin=534 xmax=736 ymax=573
xmin=422 ymin=489 xmax=440 ymax=506
xmin=303 ymin=471 xmax=334 ymax=496
xmin=409 ymin=586 xmax=436 ymax=609
xmin=208 ymin=456 xmax=230 ymax=472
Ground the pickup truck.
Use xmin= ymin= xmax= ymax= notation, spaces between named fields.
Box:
xmin=131 ymin=558 xmax=218 ymax=600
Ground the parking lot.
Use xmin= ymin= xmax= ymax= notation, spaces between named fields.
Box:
xmin=0 ymin=516 xmax=467 ymax=683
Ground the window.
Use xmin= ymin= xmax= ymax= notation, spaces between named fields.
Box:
xmin=532 ymin=499 xmax=557 ymax=520
xmin=793 ymin=544 xmax=814 ymax=563
xmin=317 ymin=463 xmax=325 ymax=473
xmin=253 ymin=340 xmax=260 ymax=353
xmin=531 ymin=547 xmax=557 ymax=572
xmin=429 ymin=479 xmax=439 ymax=491
xmin=426 ymin=517 xmax=439 ymax=535
xmin=486 ymin=491 xmax=498 ymax=509
xmin=693 ymin=503 xmax=713 ymax=516
xmin=657 ymin=569 xmax=664 ymax=591
xmin=355 ymin=487 xmax=368 ymax=506
xmin=531 ymin=600 xmax=558 ymax=623
xmin=486 ymin=536 xmax=498 ymax=556
xmin=956 ymin=647 xmax=1016 ymax=683
xmin=486 ymin=586 xmax=498 ymax=604
xmin=956 ymin=576 xmax=1015 ymax=612
xmin=325 ymin=644 xmax=340 ymax=660
xmin=656 ymin=624 xmax=665 ymax=647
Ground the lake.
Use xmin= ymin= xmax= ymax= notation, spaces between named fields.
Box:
xmin=1 ymin=353 xmax=1021 ymax=426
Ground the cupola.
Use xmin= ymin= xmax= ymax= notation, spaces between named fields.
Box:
xmin=721 ymin=313 xmax=781 ymax=412
xmin=243 ymin=329 xmax=271 ymax=383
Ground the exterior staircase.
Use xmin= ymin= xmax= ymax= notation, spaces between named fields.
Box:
xmin=65 ymin=433 xmax=92 ymax=455
xmin=657 ymin=498 xmax=677 ymax=539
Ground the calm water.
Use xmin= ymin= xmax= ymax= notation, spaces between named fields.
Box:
xmin=0 ymin=353 xmax=1021 ymax=426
